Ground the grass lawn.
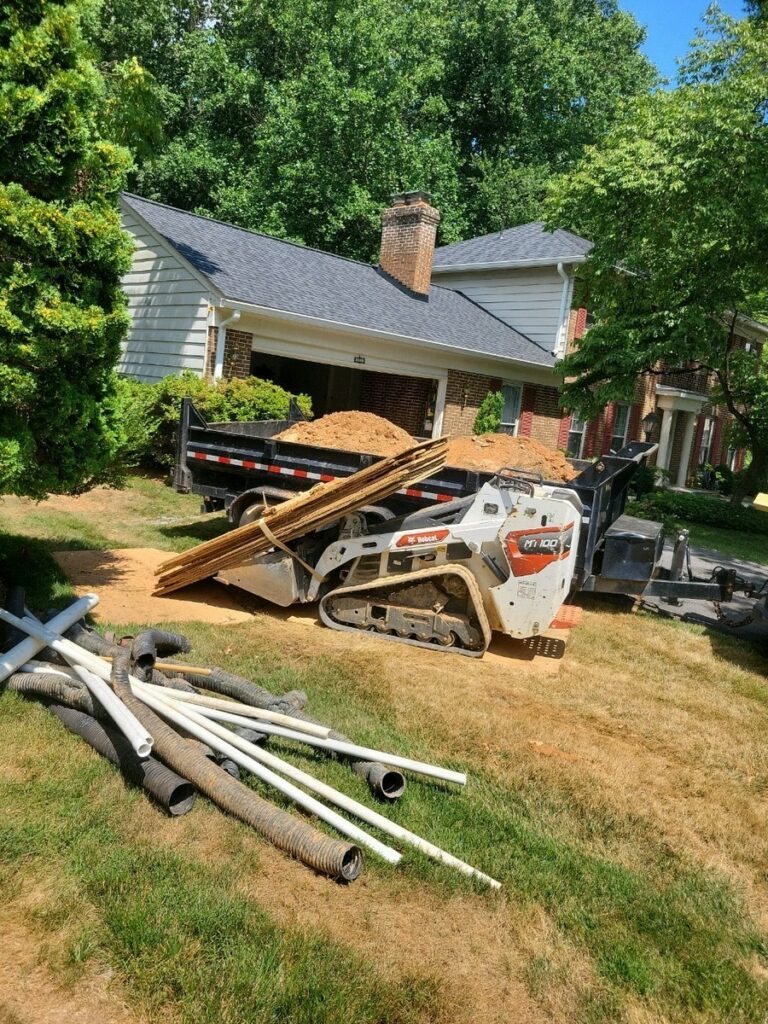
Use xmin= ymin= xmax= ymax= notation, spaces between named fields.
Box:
xmin=1 ymin=476 xmax=768 ymax=1024
xmin=682 ymin=522 xmax=768 ymax=564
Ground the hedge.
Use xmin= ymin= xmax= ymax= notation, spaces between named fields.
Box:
xmin=113 ymin=372 xmax=312 ymax=469
xmin=627 ymin=489 xmax=768 ymax=536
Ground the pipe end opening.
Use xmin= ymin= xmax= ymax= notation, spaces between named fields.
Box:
xmin=168 ymin=783 xmax=197 ymax=816
xmin=136 ymin=740 xmax=153 ymax=758
xmin=376 ymin=770 xmax=406 ymax=801
xmin=339 ymin=846 xmax=363 ymax=882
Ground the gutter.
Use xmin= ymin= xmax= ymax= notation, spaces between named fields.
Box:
xmin=554 ymin=263 xmax=573 ymax=358
xmin=431 ymin=255 xmax=588 ymax=274
xmin=218 ymin=298 xmax=556 ymax=373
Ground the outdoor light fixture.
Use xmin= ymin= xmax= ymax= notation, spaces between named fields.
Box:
xmin=641 ymin=411 xmax=659 ymax=440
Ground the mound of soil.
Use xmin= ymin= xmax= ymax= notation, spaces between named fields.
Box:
xmin=275 ymin=411 xmax=415 ymax=456
xmin=445 ymin=434 xmax=576 ymax=482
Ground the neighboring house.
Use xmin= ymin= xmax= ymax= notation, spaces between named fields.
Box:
xmin=119 ymin=191 xmax=765 ymax=482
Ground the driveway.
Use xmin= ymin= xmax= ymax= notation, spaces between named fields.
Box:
xmin=649 ymin=541 xmax=768 ymax=641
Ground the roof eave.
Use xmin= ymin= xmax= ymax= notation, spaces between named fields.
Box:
xmin=219 ymin=297 xmax=556 ymax=372
xmin=432 ymin=256 xmax=588 ymax=274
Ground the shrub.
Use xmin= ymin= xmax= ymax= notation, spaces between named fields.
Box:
xmin=714 ymin=463 xmax=734 ymax=496
xmin=627 ymin=488 xmax=768 ymax=535
xmin=114 ymin=372 xmax=312 ymax=469
xmin=473 ymin=391 xmax=504 ymax=434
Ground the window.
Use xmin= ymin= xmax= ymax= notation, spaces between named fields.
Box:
xmin=499 ymin=383 xmax=522 ymax=436
xmin=567 ymin=413 xmax=587 ymax=458
xmin=727 ymin=446 xmax=738 ymax=471
xmin=610 ymin=404 xmax=630 ymax=452
xmin=699 ymin=416 xmax=716 ymax=466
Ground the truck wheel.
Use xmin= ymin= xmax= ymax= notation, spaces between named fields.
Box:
xmin=236 ymin=503 xmax=265 ymax=527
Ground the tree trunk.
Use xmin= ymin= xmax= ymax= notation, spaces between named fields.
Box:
xmin=731 ymin=444 xmax=768 ymax=504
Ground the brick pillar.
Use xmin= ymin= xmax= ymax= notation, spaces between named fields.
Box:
xmin=223 ymin=328 xmax=253 ymax=379
xmin=204 ymin=325 xmax=217 ymax=381
xmin=557 ymin=414 xmax=571 ymax=450
xmin=602 ymin=403 xmax=617 ymax=453
xmin=518 ymin=385 xmax=536 ymax=437
xmin=628 ymin=403 xmax=642 ymax=442
xmin=583 ymin=417 xmax=601 ymax=458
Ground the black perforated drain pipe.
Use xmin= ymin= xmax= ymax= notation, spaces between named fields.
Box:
xmin=49 ymin=703 xmax=196 ymax=815
xmin=110 ymin=650 xmax=361 ymax=881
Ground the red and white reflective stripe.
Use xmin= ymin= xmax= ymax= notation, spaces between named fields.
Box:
xmin=188 ymin=450 xmax=453 ymax=502
xmin=189 ymin=450 xmax=334 ymax=482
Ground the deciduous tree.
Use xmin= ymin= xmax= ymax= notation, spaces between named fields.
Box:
xmin=547 ymin=12 xmax=768 ymax=498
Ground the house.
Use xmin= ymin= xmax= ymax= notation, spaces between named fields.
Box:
xmin=119 ymin=191 xmax=764 ymax=483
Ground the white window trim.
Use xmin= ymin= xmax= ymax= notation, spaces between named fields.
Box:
xmin=500 ymin=382 xmax=523 ymax=437
xmin=610 ymin=403 xmax=630 ymax=452
xmin=567 ymin=413 xmax=587 ymax=459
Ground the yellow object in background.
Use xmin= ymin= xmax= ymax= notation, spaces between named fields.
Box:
xmin=752 ymin=493 xmax=768 ymax=512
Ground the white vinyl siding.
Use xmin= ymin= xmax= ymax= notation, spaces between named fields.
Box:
xmin=119 ymin=204 xmax=211 ymax=382
xmin=434 ymin=266 xmax=568 ymax=352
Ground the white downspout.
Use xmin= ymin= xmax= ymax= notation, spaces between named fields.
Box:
xmin=554 ymin=262 xmax=571 ymax=358
xmin=213 ymin=308 xmax=241 ymax=382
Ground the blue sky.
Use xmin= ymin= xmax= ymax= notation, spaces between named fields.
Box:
xmin=618 ymin=0 xmax=747 ymax=80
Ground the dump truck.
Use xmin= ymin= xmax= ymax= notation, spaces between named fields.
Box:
xmin=174 ymin=400 xmax=764 ymax=657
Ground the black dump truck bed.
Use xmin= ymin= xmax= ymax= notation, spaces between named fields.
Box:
xmin=174 ymin=399 xmax=657 ymax=581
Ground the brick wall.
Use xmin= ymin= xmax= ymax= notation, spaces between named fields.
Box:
xmin=529 ymin=385 xmax=565 ymax=448
xmin=223 ymin=328 xmax=253 ymax=379
xmin=359 ymin=371 xmax=433 ymax=436
xmin=442 ymin=369 xmax=502 ymax=436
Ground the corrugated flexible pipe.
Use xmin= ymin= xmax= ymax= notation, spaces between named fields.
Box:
xmin=48 ymin=703 xmax=196 ymax=816
xmin=184 ymin=667 xmax=406 ymax=802
xmin=131 ymin=629 xmax=192 ymax=679
xmin=110 ymin=649 xmax=361 ymax=881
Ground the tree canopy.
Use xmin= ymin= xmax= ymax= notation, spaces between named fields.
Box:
xmin=547 ymin=11 xmax=768 ymax=494
xmin=0 ymin=0 xmax=132 ymax=497
xmin=88 ymin=0 xmax=654 ymax=260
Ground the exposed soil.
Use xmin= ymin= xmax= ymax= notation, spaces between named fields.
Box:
xmin=276 ymin=411 xmax=415 ymax=456
xmin=0 ymin=897 xmax=141 ymax=1024
xmin=53 ymin=547 xmax=253 ymax=625
xmin=446 ymin=434 xmax=577 ymax=482
xmin=276 ymin=412 xmax=575 ymax=483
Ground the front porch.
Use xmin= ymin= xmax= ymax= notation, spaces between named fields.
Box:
xmin=654 ymin=385 xmax=709 ymax=487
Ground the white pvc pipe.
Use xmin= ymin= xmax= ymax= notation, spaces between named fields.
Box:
xmin=137 ymin=681 xmax=330 ymax=738
xmin=0 ymin=609 xmax=153 ymax=758
xmin=149 ymin=686 xmax=500 ymax=888
xmin=170 ymin=703 xmax=467 ymax=785
xmin=135 ymin=684 xmax=402 ymax=865
xmin=71 ymin=664 xmax=153 ymax=758
xmin=0 ymin=594 xmax=99 ymax=682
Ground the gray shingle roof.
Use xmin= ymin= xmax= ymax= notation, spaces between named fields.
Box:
xmin=433 ymin=221 xmax=592 ymax=269
xmin=122 ymin=194 xmax=554 ymax=367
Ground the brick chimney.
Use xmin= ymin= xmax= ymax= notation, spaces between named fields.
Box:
xmin=379 ymin=191 xmax=440 ymax=297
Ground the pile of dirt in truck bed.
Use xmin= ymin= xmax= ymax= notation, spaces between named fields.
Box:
xmin=275 ymin=412 xmax=415 ymax=456
xmin=276 ymin=412 xmax=575 ymax=482
xmin=445 ymin=434 xmax=577 ymax=482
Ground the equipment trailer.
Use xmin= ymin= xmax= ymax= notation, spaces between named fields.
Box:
xmin=175 ymin=401 xmax=764 ymax=657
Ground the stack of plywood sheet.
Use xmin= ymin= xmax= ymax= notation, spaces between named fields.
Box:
xmin=154 ymin=437 xmax=448 ymax=595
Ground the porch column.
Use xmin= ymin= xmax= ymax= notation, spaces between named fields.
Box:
xmin=676 ymin=412 xmax=697 ymax=487
xmin=656 ymin=407 xmax=674 ymax=474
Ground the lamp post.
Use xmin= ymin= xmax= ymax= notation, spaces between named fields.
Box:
xmin=641 ymin=410 xmax=659 ymax=441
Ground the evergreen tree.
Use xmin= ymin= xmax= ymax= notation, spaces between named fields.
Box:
xmin=0 ymin=0 xmax=132 ymax=497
